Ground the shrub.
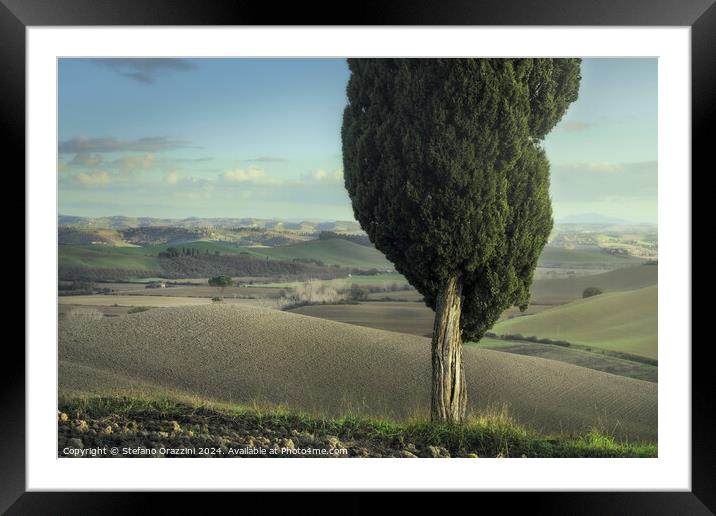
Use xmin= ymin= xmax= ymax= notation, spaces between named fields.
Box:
xmin=211 ymin=297 xmax=222 ymax=302
xmin=127 ymin=306 xmax=151 ymax=314
xmin=582 ymin=287 xmax=604 ymax=298
xmin=208 ymin=275 xmax=234 ymax=298
xmin=350 ymin=284 xmax=369 ymax=301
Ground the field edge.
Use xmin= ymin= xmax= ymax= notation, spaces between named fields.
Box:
xmin=58 ymin=395 xmax=658 ymax=459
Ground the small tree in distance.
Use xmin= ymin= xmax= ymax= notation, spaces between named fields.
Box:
xmin=342 ymin=58 xmax=581 ymax=423
xmin=582 ymin=287 xmax=604 ymax=298
xmin=208 ymin=275 xmax=234 ymax=299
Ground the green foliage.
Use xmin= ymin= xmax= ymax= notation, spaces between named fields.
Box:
xmin=342 ymin=59 xmax=581 ymax=341
xmin=208 ymin=275 xmax=234 ymax=295
xmin=318 ymin=230 xmax=373 ymax=247
xmin=349 ymin=284 xmax=369 ymax=301
xmin=159 ymin=246 xmax=180 ymax=259
xmin=582 ymin=286 xmax=604 ymax=298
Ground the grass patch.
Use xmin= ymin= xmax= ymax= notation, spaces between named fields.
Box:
xmin=280 ymin=299 xmax=360 ymax=311
xmin=493 ymin=285 xmax=658 ymax=360
xmin=233 ymin=239 xmax=393 ymax=270
xmin=482 ymin=332 xmax=658 ymax=367
xmin=127 ymin=306 xmax=151 ymax=314
xmin=58 ymin=395 xmax=657 ymax=458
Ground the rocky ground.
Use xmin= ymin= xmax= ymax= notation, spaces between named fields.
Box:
xmin=57 ymin=397 xmax=657 ymax=458
xmin=57 ymin=406 xmax=457 ymax=458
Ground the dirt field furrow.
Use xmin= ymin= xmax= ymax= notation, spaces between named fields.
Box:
xmin=59 ymin=304 xmax=657 ymax=441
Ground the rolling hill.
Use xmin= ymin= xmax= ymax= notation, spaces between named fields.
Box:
xmin=58 ymin=227 xmax=137 ymax=247
xmin=530 ymin=263 xmax=658 ymax=304
xmin=235 ymin=239 xmax=393 ymax=270
xmin=58 ymin=239 xmax=393 ymax=280
xmin=537 ymin=247 xmax=645 ymax=268
xmin=58 ymin=245 xmax=161 ymax=271
xmin=495 ymin=285 xmax=658 ymax=359
xmin=59 ymin=214 xmax=364 ymax=233
xmin=59 ymin=304 xmax=657 ymax=440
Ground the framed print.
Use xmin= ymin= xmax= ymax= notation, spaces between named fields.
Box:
xmin=6 ymin=0 xmax=710 ymax=512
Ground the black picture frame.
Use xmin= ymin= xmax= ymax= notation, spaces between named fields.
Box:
xmin=5 ymin=0 xmax=708 ymax=512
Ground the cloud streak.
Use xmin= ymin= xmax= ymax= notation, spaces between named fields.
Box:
xmin=241 ymin=156 xmax=289 ymax=163
xmin=59 ymin=137 xmax=192 ymax=154
xmin=73 ymin=171 xmax=111 ymax=186
xmin=92 ymin=58 xmax=197 ymax=84
xmin=221 ymin=166 xmax=283 ymax=186
xmin=300 ymin=168 xmax=344 ymax=184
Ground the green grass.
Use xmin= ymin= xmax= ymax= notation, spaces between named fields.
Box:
xmin=59 ymin=239 xmax=393 ymax=272
xmin=127 ymin=306 xmax=152 ymax=314
xmin=467 ymin=337 xmax=527 ymax=349
xmin=59 ymin=245 xmax=161 ymax=271
xmin=467 ymin=337 xmax=658 ymax=382
xmin=494 ymin=285 xmax=657 ymax=359
xmin=234 ymin=239 xmax=393 ymax=270
xmin=59 ymin=395 xmax=657 ymax=458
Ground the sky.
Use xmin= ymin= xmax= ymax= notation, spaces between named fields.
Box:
xmin=58 ymin=58 xmax=657 ymax=223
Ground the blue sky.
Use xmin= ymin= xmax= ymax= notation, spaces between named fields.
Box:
xmin=58 ymin=58 xmax=657 ymax=223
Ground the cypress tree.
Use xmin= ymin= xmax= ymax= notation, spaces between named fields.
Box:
xmin=341 ymin=58 xmax=581 ymax=422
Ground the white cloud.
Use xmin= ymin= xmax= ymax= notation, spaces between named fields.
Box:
xmin=312 ymin=169 xmax=328 ymax=180
xmin=59 ymin=136 xmax=192 ymax=153
xmin=302 ymin=167 xmax=344 ymax=184
xmin=114 ymin=153 xmax=156 ymax=174
xmin=164 ymin=171 xmax=180 ymax=185
xmin=70 ymin=152 xmax=102 ymax=168
xmin=222 ymin=165 xmax=282 ymax=185
xmin=74 ymin=171 xmax=111 ymax=186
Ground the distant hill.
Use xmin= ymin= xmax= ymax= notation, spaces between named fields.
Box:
xmin=58 ymin=238 xmax=392 ymax=281
xmin=495 ymin=285 xmax=658 ymax=360
xmin=58 ymin=227 xmax=137 ymax=247
xmin=557 ymin=213 xmax=631 ymax=224
xmin=538 ymin=247 xmax=645 ymax=268
xmin=236 ymin=239 xmax=393 ymax=270
xmin=59 ymin=245 xmax=161 ymax=271
xmin=58 ymin=214 xmax=364 ymax=234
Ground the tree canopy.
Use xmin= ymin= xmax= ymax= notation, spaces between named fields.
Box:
xmin=342 ymin=58 xmax=581 ymax=342
xmin=208 ymin=275 xmax=234 ymax=291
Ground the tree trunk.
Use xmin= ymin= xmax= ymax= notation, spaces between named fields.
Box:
xmin=430 ymin=276 xmax=467 ymax=423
